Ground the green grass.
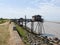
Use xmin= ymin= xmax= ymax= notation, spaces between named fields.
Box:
xmin=16 ymin=24 xmax=30 ymax=45
xmin=0 ymin=19 xmax=8 ymax=24
xmin=16 ymin=25 xmax=26 ymax=37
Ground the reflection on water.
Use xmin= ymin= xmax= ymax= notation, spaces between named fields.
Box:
xmin=41 ymin=33 xmax=55 ymax=37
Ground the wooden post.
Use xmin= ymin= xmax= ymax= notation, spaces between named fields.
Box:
xmin=25 ymin=15 xmax=26 ymax=29
xmin=31 ymin=21 xmax=34 ymax=33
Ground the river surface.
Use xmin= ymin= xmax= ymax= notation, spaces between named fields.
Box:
xmin=24 ymin=21 xmax=60 ymax=39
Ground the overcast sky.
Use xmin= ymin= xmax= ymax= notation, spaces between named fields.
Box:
xmin=0 ymin=0 xmax=60 ymax=21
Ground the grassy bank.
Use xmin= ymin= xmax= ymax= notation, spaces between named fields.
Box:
xmin=0 ymin=23 xmax=10 ymax=45
xmin=0 ymin=19 xmax=8 ymax=24
xmin=16 ymin=24 xmax=30 ymax=45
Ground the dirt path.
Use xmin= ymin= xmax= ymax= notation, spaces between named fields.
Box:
xmin=0 ymin=21 xmax=10 ymax=45
xmin=0 ymin=21 xmax=9 ymax=25
xmin=8 ymin=22 xmax=25 ymax=45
